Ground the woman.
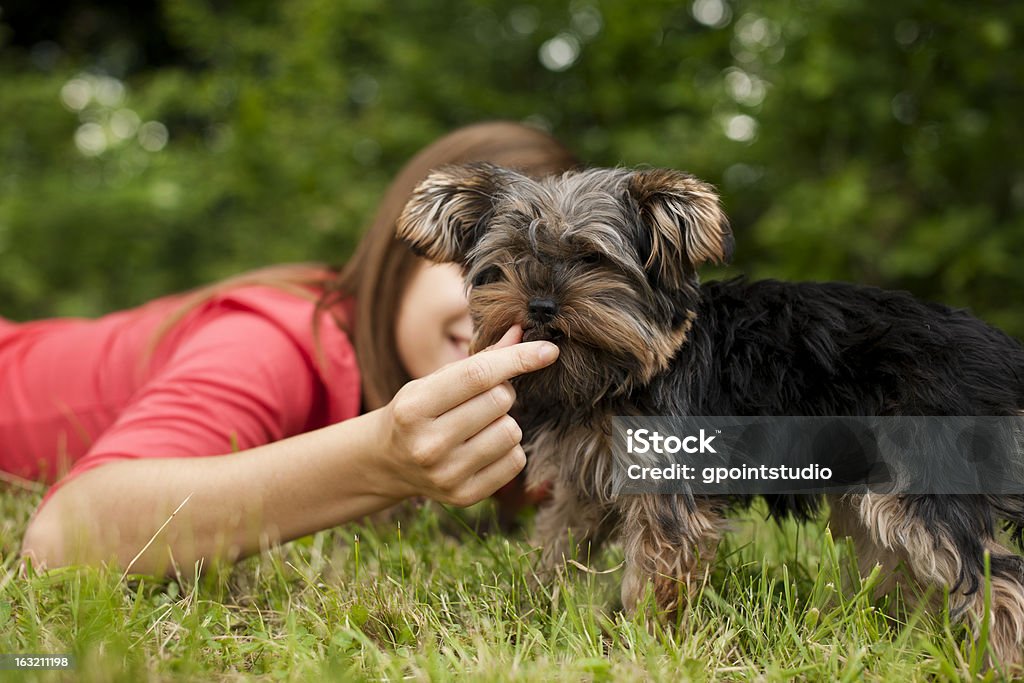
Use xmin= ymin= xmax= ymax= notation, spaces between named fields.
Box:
xmin=4 ymin=121 xmax=578 ymax=574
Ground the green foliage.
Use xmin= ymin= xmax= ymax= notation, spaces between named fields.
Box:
xmin=1 ymin=0 xmax=1023 ymax=335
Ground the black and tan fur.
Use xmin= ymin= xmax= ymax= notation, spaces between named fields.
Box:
xmin=397 ymin=162 xmax=1024 ymax=669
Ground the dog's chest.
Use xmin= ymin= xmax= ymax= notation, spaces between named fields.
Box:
xmin=523 ymin=416 xmax=616 ymax=504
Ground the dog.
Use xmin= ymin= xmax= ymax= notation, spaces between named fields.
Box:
xmin=396 ymin=162 xmax=1024 ymax=668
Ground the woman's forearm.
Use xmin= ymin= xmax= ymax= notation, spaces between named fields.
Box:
xmin=20 ymin=335 xmax=555 ymax=574
xmin=21 ymin=410 xmax=401 ymax=575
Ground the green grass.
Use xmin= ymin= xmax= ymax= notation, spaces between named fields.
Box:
xmin=0 ymin=486 xmax=1014 ymax=681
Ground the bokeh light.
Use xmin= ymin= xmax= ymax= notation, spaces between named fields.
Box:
xmin=692 ymin=0 xmax=732 ymax=29
xmin=723 ymin=113 xmax=758 ymax=142
xmin=138 ymin=121 xmax=169 ymax=152
xmin=539 ymin=33 xmax=581 ymax=72
xmin=73 ymin=122 xmax=107 ymax=155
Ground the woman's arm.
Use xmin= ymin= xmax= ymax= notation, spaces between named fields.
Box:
xmin=22 ymin=411 xmax=395 ymax=574
xmin=21 ymin=331 xmax=558 ymax=575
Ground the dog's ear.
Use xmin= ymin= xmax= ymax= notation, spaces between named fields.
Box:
xmin=396 ymin=163 xmax=510 ymax=263
xmin=627 ymin=169 xmax=733 ymax=287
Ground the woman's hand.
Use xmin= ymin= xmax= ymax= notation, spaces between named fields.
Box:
xmin=372 ymin=326 xmax=559 ymax=507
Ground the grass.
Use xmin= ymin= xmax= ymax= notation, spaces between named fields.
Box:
xmin=0 ymin=485 xmax=1015 ymax=681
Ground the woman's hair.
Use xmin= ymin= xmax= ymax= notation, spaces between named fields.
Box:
xmin=150 ymin=121 xmax=579 ymax=411
xmin=323 ymin=121 xmax=580 ymax=410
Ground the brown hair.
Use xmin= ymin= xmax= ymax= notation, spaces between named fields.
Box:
xmin=150 ymin=121 xmax=579 ymax=411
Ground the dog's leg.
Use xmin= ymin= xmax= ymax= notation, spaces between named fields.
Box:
xmin=832 ymin=493 xmax=1024 ymax=670
xmin=619 ymin=494 xmax=725 ymax=615
xmin=828 ymin=494 xmax=907 ymax=597
xmin=532 ymin=479 xmax=612 ymax=575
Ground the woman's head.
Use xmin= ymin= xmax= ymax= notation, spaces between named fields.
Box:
xmin=332 ymin=121 xmax=579 ymax=410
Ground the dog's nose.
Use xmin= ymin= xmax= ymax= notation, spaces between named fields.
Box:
xmin=528 ymin=297 xmax=559 ymax=323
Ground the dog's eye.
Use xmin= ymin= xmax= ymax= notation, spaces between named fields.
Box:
xmin=579 ymin=253 xmax=603 ymax=266
xmin=471 ymin=267 xmax=502 ymax=288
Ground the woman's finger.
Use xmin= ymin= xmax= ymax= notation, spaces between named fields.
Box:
xmin=463 ymin=446 xmax=528 ymax=503
xmin=433 ymin=381 xmax=517 ymax=443
xmin=480 ymin=325 xmax=523 ymax=352
xmin=418 ymin=340 xmax=559 ymax=417
xmin=447 ymin=412 xmax=523 ymax=472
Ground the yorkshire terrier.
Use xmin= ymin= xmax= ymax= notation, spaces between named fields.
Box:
xmin=396 ymin=162 xmax=1024 ymax=668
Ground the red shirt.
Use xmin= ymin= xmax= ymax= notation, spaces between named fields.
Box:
xmin=0 ymin=286 xmax=361 ymax=504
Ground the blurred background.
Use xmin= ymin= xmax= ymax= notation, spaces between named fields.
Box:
xmin=1 ymin=0 xmax=1022 ymax=334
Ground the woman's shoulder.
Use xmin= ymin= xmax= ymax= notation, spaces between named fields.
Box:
xmin=211 ymin=284 xmax=350 ymax=331
xmin=202 ymin=285 xmax=361 ymax=421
